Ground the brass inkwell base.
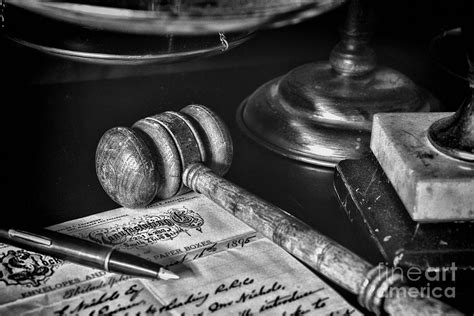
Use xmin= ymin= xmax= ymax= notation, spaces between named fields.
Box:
xmin=237 ymin=0 xmax=438 ymax=167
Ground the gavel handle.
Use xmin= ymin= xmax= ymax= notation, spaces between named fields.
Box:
xmin=183 ymin=163 xmax=461 ymax=315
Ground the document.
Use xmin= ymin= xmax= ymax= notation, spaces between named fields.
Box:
xmin=0 ymin=193 xmax=360 ymax=315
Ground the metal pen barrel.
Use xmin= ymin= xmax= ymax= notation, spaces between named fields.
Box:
xmin=0 ymin=228 xmax=111 ymax=271
xmin=0 ymin=227 xmax=176 ymax=280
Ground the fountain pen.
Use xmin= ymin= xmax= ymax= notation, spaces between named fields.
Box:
xmin=0 ymin=227 xmax=179 ymax=280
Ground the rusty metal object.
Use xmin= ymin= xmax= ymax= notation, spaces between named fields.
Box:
xmin=96 ymin=104 xmax=460 ymax=315
xmin=237 ymin=0 xmax=438 ymax=167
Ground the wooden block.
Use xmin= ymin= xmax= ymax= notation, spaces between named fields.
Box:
xmin=371 ymin=113 xmax=474 ymax=222
xmin=334 ymin=155 xmax=474 ymax=271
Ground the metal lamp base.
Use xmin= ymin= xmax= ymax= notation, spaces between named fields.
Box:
xmin=428 ymin=96 xmax=474 ymax=162
xmin=237 ymin=61 xmax=438 ymax=167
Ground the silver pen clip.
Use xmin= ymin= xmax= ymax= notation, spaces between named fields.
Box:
xmin=8 ymin=229 xmax=52 ymax=246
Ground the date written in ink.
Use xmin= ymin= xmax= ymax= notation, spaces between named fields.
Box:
xmin=226 ymin=235 xmax=257 ymax=249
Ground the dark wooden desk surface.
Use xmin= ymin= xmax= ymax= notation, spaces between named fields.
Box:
xmin=1 ymin=1 xmax=471 ymax=312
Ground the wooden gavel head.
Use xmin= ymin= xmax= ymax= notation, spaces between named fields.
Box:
xmin=96 ymin=105 xmax=233 ymax=208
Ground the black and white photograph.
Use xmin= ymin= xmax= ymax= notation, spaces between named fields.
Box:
xmin=1 ymin=0 xmax=473 ymax=314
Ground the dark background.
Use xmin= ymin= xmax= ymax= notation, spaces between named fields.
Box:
xmin=1 ymin=0 xmax=472 ymax=313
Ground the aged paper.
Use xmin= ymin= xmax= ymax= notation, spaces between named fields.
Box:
xmin=0 ymin=193 xmax=360 ymax=315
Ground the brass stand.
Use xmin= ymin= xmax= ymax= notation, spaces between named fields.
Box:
xmin=237 ymin=0 xmax=438 ymax=167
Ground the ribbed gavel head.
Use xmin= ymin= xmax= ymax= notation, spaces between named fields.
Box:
xmin=96 ymin=105 xmax=233 ymax=208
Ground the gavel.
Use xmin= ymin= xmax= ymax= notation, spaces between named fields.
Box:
xmin=96 ymin=105 xmax=460 ymax=315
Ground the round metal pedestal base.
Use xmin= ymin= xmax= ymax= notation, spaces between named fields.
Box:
xmin=427 ymin=101 xmax=474 ymax=162
xmin=237 ymin=62 xmax=439 ymax=167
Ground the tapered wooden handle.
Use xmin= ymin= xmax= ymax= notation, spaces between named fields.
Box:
xmin=183 ymin=163 xmax=462 ymax=316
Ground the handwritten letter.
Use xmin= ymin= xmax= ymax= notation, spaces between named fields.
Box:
xmin=0 ymin=193 xmax=359 ymax=315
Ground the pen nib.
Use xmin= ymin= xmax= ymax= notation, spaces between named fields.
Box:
xmin=158 ymin=268 xmax=180 ymax=280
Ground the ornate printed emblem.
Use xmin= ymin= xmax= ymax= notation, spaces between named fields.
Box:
xmin=87 ymin=207 xmax=205 ymax=248
xmin=168 ymin=208 xmax=204 ymax=232
xmin=0 ymin=250 xmax=62 ymax=287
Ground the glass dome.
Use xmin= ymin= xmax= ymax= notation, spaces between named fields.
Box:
xmin=4 ymin=0 xmax=345 ymax=64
